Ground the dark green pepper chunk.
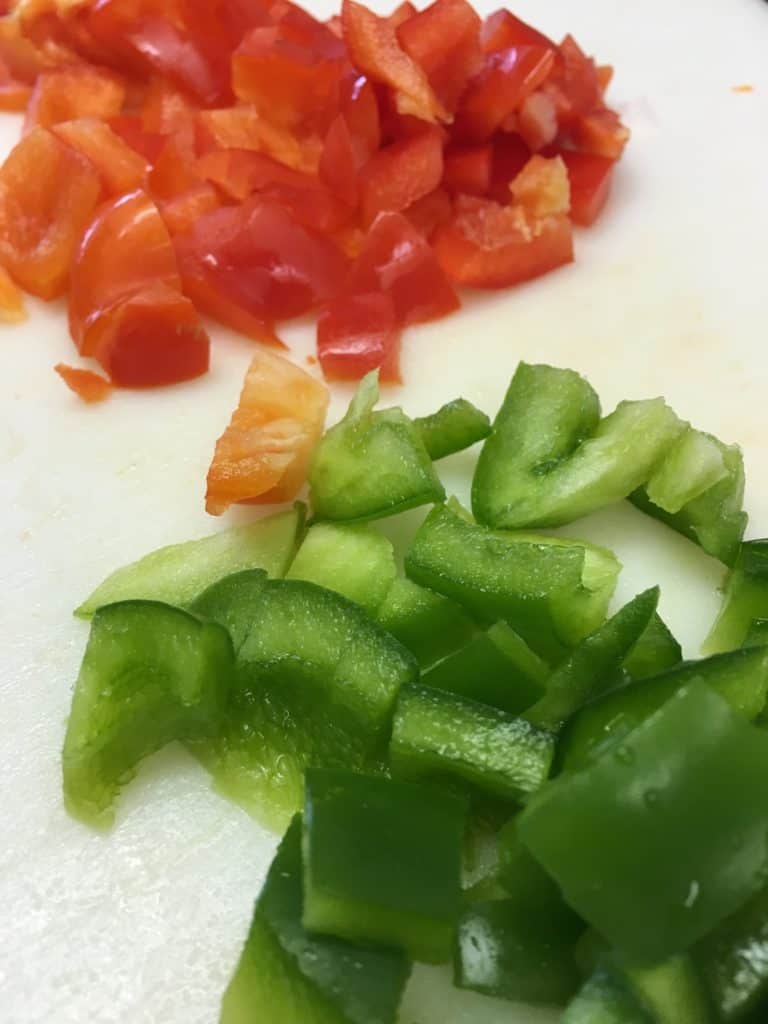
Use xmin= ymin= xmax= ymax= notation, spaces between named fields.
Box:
xmin=63 ymin=600 xmax=234 ymax=827
xmin=405 ymin=504 xmax=620 ymax=662
xmin=413 ymin=397 xmax=491 ymax=460
xmin=520 ymin=681 xmax=768 ymax=964
xmin=302 ymin=769 xmax=467 ymax=964
xmin=309 ymin=373 xmax=445 ymax=523
xmin=525 ymin=588 xmax=659 ymax=730
xmin=562 ymin=966 xmax=653 ymax=1023
xmin=472 ymin=362 xmax=683 ymax=530
xmin=390 ymin=683 xmax=555 ymax=803
xmin=620 ymin=954 xmax=714 ymax=1024
xmin=375 ymin=577 xmax=477 ymax=670
xmin=631 ymin=427 xmax=747 ymax=566
xmin=623 ymin=612 xmax=682 ymax=681
xmin=191 ymin=569 xmax=268 ymax=653
xmin=744 ymin=619 xmax=768 ymax=649
xmin=705 ymin=541 xmax=768 ymax=653
xmin=220 ymin=816 xmax=411 ymax=1024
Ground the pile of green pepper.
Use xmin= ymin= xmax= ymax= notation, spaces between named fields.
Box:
xmin=62 ymin=363 xmax=768 ymax=1023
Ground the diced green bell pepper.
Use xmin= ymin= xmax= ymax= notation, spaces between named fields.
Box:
xmin=558 ymin=646 xmax=768 ymax=772
xmin=375 ymin=576 xmax=477 ymax=670
xmin=63 ymin=600 xmax=234 ymax=827
xmin=520 ymin=681 xmax=768 ymax=964
xmin=525 ymin=588 xmax=659 ymax=730
xmin=622 ymin=612 xmax=682 ymax=681
xmin=302 ymin=769 xmax=467 ymax=963
xmin=705 ymin=541 xmax=768 ymax=653
xmin=472 ymin=362 xmax=684 ymax=530
xmin=287 ymin=522 xmax=396 ymax=616
xmin=455 ymin=897 xmax=582 ymax=1005
xmin=422 ymin=621 xmax=548 ymax=715
xmin=390 ymin=684 xmax=555 ymax=803
xmin=309 ymin=373 xmax=445 ymax=523
xmin=745 ymin=619 xmax=768 ymax=649
xmin=191 ymin=569 xmax=268 ymax=653
xmin=220 ymin=816 xmax=411 ymax=1024
xmin=620 ymin=954 xmax=714 ymax=1024
xmin=75 ymin=504 xmax=305 ymax=618
xmin=561 ymin=966 xmax=653 ymax=1024
xmin=413 ymin=398 xmax=491 ymax=460
xmin=405 ymin=504 xmax=621 ymax=662
xmin=694 ymin=885 xmax=768 ymax=1022
xmin=198 ymin=579 xmax=418 ymax=829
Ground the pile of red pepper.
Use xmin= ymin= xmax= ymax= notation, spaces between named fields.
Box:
xmin=0 ymin=0 xmax=628 ymax=391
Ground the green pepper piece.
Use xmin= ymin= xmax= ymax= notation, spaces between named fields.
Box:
xmin=199 ymin=579 xmax=418 ymax=829
xmin=405 ymin=504 xmax=621 ymax=662
xmin=63 ymin=601 xmax=234 ymax=828
xmin=558 ymin=646 xmax=768 ymax=772
xmin=525 ymin=588 xmax=659 ymax=730
xmin=390 ymin=684 xmax=555 ymax=803
xmin=694 ymin=885 xmax=768 ymax=1022
xmin=561 ymin=966 xmax=653 ymax=1024
xmin=191 ymin=569 xmax=268 ymax=653
xmin=620 ymin=954 xmax=714 ymax=1024
xmin=302 ymin=769 xmax=467 ymax=963
xmin=631 ymin=428 xmax=747 ymax=566
xmin=422 ymin=621 xmax=548 ymax=715
xmin=287 ymin=522 xmax=397 ymax=615
xmin=375 ymin=577 xmax=477 ymax=670
xmin=520 ymin=681 xmax=768 ymax=964
xmin=75 ymin=504 xmax=305 ymax=618
xmin=705 ymin=541 xmax=768 ymax=653
xmin=455 ymin=897 xmax=582 ymax=1005
xmin=744 ymin=619 xmax=768 ymax=649
xmin=413 ymin=398 xmax=491 ymax=460
xmin=622 ymin=612 xmax=682 ymax=681
xmin=309 ymin=373 xmax=445 ymax=523
xmin=220 ymin=817 xmax=411 ymax=1024
xmin=472 ymin=362 xmax=684 ymax=530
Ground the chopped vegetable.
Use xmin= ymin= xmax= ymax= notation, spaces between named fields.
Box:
xmin=623 ymin=612 xmax=682 ymax=681
xmin=302 ymin=768 xmax=466 ymax=962
xmin=0 ymin=260 xmax=25 ymax=321
xmin=309 ymin=371 xmax=445 ymax=522
xmin=220 ymin=816 xmax=411 ymax=1024
xmin=54 ymin=363 xmax=113 ymax=404
xmin=705 ymin=540 xmax=768 ymax=653
xmin=205 ymin=349 xmax=329 ymax=516
xmin=76 ymin=505 xmax=304 ymax=618
xmin=413 ymin=397 xmax=491 ymax=460
xmin=520 ymin=681 xmax=768 ymax=963
xmin=562 ymin=966 xmax=652 ymax=1024
xmin=191 ymin=570 xmax=268 ymax=656
xmin=63 ymin=601 xmax=234 ymax=827
xmin=621 ymin=954 xmax=714 ymax=1024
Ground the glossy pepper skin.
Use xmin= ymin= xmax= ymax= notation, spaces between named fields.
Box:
xmin=302 ymin=769 xmax=467 ymax=963
xmin=562 ymin=965 xmax=653 ymax=1023
xmin=520 ymin=681 xmax=768 ymax=964
xmin=413 ymin=397 xmax=491 ymax=460
xmin=705 ymin=541 xmax=768 ymax=653
xmin=63 ymin=600 xmax=234 ymax=827
xmin=220 ymin=816 xmax=411 ymax=1024
xmin=472 ymin=362 xmax=684 ymax=530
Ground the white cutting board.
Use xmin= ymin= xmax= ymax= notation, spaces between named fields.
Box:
xmin=2 ymin=1 xmax=767 ymax=1021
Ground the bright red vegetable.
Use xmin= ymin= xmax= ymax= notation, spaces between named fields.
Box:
xmin=317 ymin=292 xmax=401 ymax=383
xmin=559 ymin=150 xmax=615 ymax=226
xmin=53 ymin=119 xmax=148 ymax=197
xmin=55 ymin=363 xmax=114 ymax=403
xmin=24 ymin=65 xmax=125 ymax=132
xmin=359 ymin=127 xmax=443 ymax=225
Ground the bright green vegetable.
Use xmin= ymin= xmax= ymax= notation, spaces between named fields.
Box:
xmin=705 ymin=541 xmax=768 ymax=653
xmin=200 ymin=579 xmax=418 ymax=828
xmin=309 ymin=373 xmax=445 ymax=523
xmin=390 ymin=684 xmax=555 ymax=803
xmin=287 ymin=522 xmax=396 ymax=615
xmin=191 ymin=569 xmax=267 ymax=653
xmin=497 ymin=819 xmax=583 ymax=928
xmin=622 ymin=612 xmax=682 ymax=681
xmin=744 ymin=619 xmax=768 ymax=649
xmin=422 ymin=621 xmax=548 ymax=715
xmin=472 ymin=362 xmax=684 ymax=530
xmin=558 ymin=646 xmax=768 ymax=772
xmin=621 ymin=954 xmax=714 ymax=1024
xmin=413 ymin=398 xmax=491 ymax=460
xmin=75 ymin=505 xmax=305 ymax=618
xmin=631 ymin=427 xmax=747 ymax=566
xmin=561 ymin=967 xmax=653 ymax=1024
xmin=220 ymin=816 xmax=410 ymax=1024
xmin=63 ymin=601 xmax=234 ymax=827
xmin=374 ymin=576 xmax=476 ymax=669
xmin=520 ymin=681 xmax=768 ymax=964
xmin=405 ymin=504 xmax=621 ymax=662
xmin=302 ymin=769 xmax=467 ymax=963
xmin=525 ymin=588 xmax=660 ymax=730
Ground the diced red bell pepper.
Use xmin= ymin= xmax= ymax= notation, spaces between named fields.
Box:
xmin=510 ymin=154 xmax=570 ymax=218
xmin=319 ymin=114 xmax=359 ymax=207
xmin=359 ymin=126 xmax=444 ymax=226
xmin=0 ymin=127 xmax=101 ymax=300
xmin=547 ymin=34 xmax=602 ymax=127
xmin=0 ymin=262 xmax=25 ymax=322
xmin=196 ymin=107 xmax=320 ymax=173
xmin=517 ymin=89 xmax=558 ymax=150
xmin=0 ymin=17 xmax=44 ymax=85
xmin=455 ymin=45 xmax=555 ymax=142
xmin=559 ymin=150 xmax=615 ymax=226
xmin=488 ymin=133 xmax=531 ymax=203
xmin=0 ymin=57 xmax=32 ymax=111
xmin=341 ymin=0 xmax=448 ymax=124
xmin=24 ymin=64 xmax=126 ymax=132
xmin=443 ymin=143 xmax=492 ymax=195
xmin=339 ymin=72 xmax=381 ymax=164
xmin=396 ymin=0 xmax=482 ymax=113
xmin=159 ymin=183 xmax=221 ymax=236
xmin=387 ymin=2 xmax=418 ymax=29
xmin=404 ymin=185 xmax=452 ymax=238
xmin=480 ymin=9 xmax=556 ymax=55
xmin=347 ymin=210 xmax=459 ymax=324
xmin=432 ymin=195 xmax=573 ymax=288
xmin=148 ymin=130 xmax=201 ymax=200
xmin=53 ymin=119 xmax=148 ymax=197
xmin=572 ymin=108 xmax=630 ymax=160
xmin=55 ymin=363 xmax=114 ymax=403
xmin=317 ymin=291 xmax=401 ymax=383
xmin=108 ymin=114 xmax=167 ymax=164
xmin=140 ymin=76 xmax=196 ymax=134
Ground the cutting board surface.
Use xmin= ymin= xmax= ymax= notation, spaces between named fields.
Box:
xmin=2 ymin=1 xmax=768 ymax=1021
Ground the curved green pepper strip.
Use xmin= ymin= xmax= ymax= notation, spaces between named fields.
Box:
xmin=191 ymin=569 xmax=268 ymax=653
xmin=63 ymin=600 xmax=234 ymax=827
xmin=413 ymin=398 xmax=491 ymax=461
xmin=472 ymin=362 xmax=684 ymax=530
xmin=705 ymin=541 xmax=768 ymax=654
xmin=375 ymin=577 xmax=477 ymax=670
